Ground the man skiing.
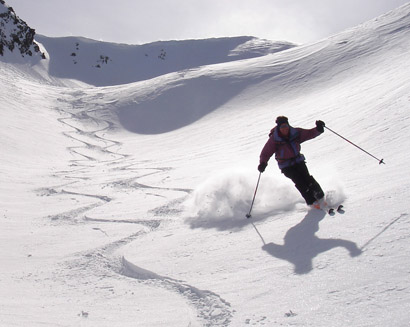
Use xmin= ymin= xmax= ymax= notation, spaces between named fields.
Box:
xmin=258 ymin=116 xmax=326 ymax=207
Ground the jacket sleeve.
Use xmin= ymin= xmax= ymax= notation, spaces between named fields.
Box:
xmin=260 ymin=137 xmax=276 ymax=164
xmin=298 ymin=127 xmax=322 ymax=143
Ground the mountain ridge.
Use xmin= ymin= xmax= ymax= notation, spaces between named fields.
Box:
xmin=35 ymin=34 xmax=296 ymax=86
xmin=0 ymin=0 xmax=45 ymax=59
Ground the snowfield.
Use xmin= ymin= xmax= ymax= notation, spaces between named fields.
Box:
xmin=1 ymin=2 xmax=410 ymax=326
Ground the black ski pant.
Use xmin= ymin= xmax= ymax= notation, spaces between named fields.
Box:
xmin=281 ymin=162 xmax=324 ymax=205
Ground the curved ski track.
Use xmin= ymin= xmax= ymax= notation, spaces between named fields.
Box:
xmin=39 ymin=89 xmax=233 ymax=326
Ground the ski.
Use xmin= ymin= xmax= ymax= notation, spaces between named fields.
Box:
xmin=311 ymin=198 xmax=344 ymax=215
xmin=328 ymin=205 xmax=344 ymax=215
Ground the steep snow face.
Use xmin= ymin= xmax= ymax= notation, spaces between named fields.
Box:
xmin=110 ymin=1 xmax=410 ymax=136
xmin=0 ymin=0 xmax=45 ymax=59
xmin=35 ymin=35 xmax=295 ymax=86
xmin=1 ymin=3 xmax=410 ymax=327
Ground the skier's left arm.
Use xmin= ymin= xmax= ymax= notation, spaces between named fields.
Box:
xmin=299 ymin=120 xmax=325 ymax=143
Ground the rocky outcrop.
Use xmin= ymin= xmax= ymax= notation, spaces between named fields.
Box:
xmin=0 ymin=0 xmax=45 ymax=58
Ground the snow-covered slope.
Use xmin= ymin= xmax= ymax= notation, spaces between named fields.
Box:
xmin=1 ymin=2 xmax=410 ymax=327
xmin=35 ymin=35 xmax=295 ymax=86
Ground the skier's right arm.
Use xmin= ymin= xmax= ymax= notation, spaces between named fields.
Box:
xmin=258 ymin=138 xmax=276 ymax=172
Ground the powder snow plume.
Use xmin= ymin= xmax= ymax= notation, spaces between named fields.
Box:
xmin=184 ymin=168 xmax=301 ymax=229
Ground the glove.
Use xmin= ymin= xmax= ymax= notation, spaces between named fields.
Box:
xmin=258 ymin=162 xmax=267 ymax=173
xmin=316 ymin=120 xmax=325 ymax=133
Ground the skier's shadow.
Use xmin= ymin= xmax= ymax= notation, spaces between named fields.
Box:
xmin=262 ymin=210 xmax=362 ymax=274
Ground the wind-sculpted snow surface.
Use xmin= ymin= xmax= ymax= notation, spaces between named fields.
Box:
xmin=2 ymin=2 xmax=410 ymax=326
xmin=36 ymin=34 xmax=295 ymax=86
xmin=117 ymin=73 xmax=271 ymax=134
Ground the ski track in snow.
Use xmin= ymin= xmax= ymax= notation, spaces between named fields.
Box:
xmin=121 ymin=257 xmax=233 ymax=327
xmin=38 ymin=89 xmax=233 ymax=326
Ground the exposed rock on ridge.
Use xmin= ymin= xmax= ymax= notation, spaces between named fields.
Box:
xmin=0 ymin=0 xmax=45 ymax=58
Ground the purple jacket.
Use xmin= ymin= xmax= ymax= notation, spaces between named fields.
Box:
xmin=260 ymin=126 xmax=322 ymax=169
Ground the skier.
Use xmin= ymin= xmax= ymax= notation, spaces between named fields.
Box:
xmin=257 ymin=116 xmax=326 ymax=208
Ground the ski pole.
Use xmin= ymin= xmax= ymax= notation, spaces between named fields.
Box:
xmin=246 ymin=172 xmax=262 ymax=219
xmin=325 ymin=126 xmax=385 ymax=165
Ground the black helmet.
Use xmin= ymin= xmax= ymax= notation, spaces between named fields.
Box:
xmin=276 ymin=116 xmax=289 ymax=127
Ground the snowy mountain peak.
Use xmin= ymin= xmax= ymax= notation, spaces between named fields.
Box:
xmin=0 ymin=0 xmax=45 ymax=59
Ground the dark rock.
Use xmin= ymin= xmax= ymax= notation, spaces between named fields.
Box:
xmin=0 ymin=0 xmax=45 ymax=58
